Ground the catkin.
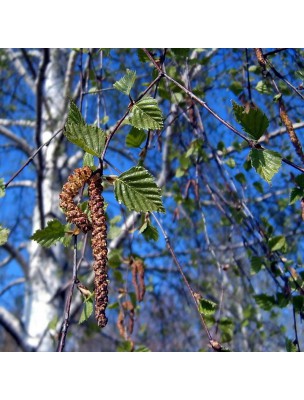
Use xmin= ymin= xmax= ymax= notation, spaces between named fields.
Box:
xmin=59 ymin=166 xmax=92 ymax=233
xmin=88 ymin=172 xmax=108 ymax=328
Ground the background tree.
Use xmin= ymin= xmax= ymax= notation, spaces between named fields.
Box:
xmin=1 ymin=48 xmax=304 ymax=352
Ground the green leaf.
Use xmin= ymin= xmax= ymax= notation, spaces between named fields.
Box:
xmin=197 ymin=297 xmax=217 ymax=316
xmin=268 ymin=235 xmax=287 ymax=252
xmin=135 ymin=345 xmax=151 ymax=352
xmin=0 ymin=178 xmax=5 ymax=198
xmin=67 ymin=99 xmax=85 ymax=125
xmin=140 ymin=221 xmax=159 ymax=241
xmin=232 ymin=102 xmax=269 ymax=140
xmin=255 ymin=80 xmax=273 ymax=95
xmin=114 ymin=166 xmax=165 ymax=213
xmin=126 ymin=127 xmax=147 ymax=148
xmin=250 ymin=256 xmax=265 ymax=275
xmin=290 ymin=187 xmax=304 ymax=204
xmin=0 ymin=225 xmax=10 ymax=246
xmin=83 ymin=152 xmax=95 ymax=168
xmin=229 ymin=81 xmax=243 ymax=95
xmin=117 ymin=340 xmax=133 ymax=352
xmin=31 ymin=219 xmax=66 ymax=248
xmin=79 ymin=298 xmax=94 ymax=324
xmin=249 ymin=149 xmax=282 ymax=183
xmin=126 ymin=97 xmax=163 ymax=130
xmin=225 ymin=158 xmax=236 ymax=168
xmin=64 ymin=123 xmax=106 ymax=157
xmin=295 ymin=174 xmax=304 ymax=188
xmin=113 ymin=69 xmax=136 ymax=95
xmin=285 ymin=338 xmax=298 ymax=352
xmin=254 ymin=294 xmax=276 ymax=311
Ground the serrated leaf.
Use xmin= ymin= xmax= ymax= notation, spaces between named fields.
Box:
xmin=269 ymin=235 xmax=286 ymax=252
xmin=64 ymin=123 xmax=106 ymax=157
xmin=83 ymin=152 xmax=95 ymax=168
xmin=140 ymin=222 xmax=159 ymax=242
xmin=232 ymin=102 xmax=269 ymax=140
xmin=250 ymin=148 xmax=282 ymax=183
xmin=113 ymin=69 xmax=136 ymax=95
xmin=79 ymin=298 xmax=94 ymax=324
xmin=255 ymin=80 xmax=273 ymax=95
xmin=0 ymin=178 xmax=5 ymax=198
xmin=126 ymin=97 xmax=163 ymax=130
xmin=0 ymin=225 xmax=10 ymax=246
xmin=31 ymin=219 xmax=66 ymax=248
xmin=114 ymin=166 xmax=165 ymax=213
xmin=290 ymin=187 xmax=304 ymax=204
xmin=67 ymin=100 xmax=85 ymax=125
xmin=197 ymin=297 xmax=217 ymax=316
xmin=126 ymin=127 xmax=147 ymax=148
xmin=254 ymin=294 xmax=276 ymax=311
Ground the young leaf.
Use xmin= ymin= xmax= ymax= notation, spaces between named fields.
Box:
xmin=83 ymin=152 xmax=95 ymax=168
xmin=31 ymin=219 xmax=66 ymax=248
xmin=67 ymin=99 xmax=85 ymax=125
xmin=0 ymin=178 xmax=5 ymax=198
xmin=113 ymin=69 xmax=136 ymax=95
xmin=140 ymin=221 xmax=159 ymax=241
xmin=289 ymin=187 xmax=304 ymax=205
xmin=255 ymin=80 xmax=273 ymax=95
xmin=285 ymin=338 xmax=298 ymax=352
xmin=269 ymin=235 xmax=287 ymax=252
xmin=64 ymin=123 xmax=106 ymax=157
xmin=0 ymin=225 xmax=10 ymax=246
xmin=79 ymin=298 xmax=94 ymax=324
xmin=114 ymin=166 xmax=165 ymax=213
xmin=126 ymin=127 xmax=147 ymax=148
xmin=232 ymin=102 xmax=269 ymax=140
xmin=254 ymin=294 xmax=276 ymax=311
xmin=197 ymin=297 xmax=217 ymax=316
xmin=249 ymin=149 xmax=282 ymax=183
xmin=126 ymin=97 xmax=163 ymax=130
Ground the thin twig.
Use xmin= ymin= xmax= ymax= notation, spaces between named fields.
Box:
xmin=4 ymin=128 xmax=63 ymax=189
xmin=293 ymin=306 xmax=301 ymax=352
xmin=152 ymin=212 xmax=223 ymax=351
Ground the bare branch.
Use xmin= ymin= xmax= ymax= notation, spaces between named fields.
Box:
xmin=63 ymin=50 xmax=78 ymax=100
xmin=0 ymin=278 xmax=25 ymax=298
xmin=6 ymin=180 xmax=36 ymax=189
xmin=0 ymin=119 xmax=35 ymax=128
xmin=2 ymin=242 xmax=28 ymax=277
xmin=0 ymin=125 xmax=33 ymax=157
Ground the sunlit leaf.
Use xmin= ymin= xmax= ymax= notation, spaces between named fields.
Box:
xmin=79 ymin=298 xmax=94 ymax=324
xmin=113 ymin=69 xmax=136 ymax=95
xmin=64 ymin=123 xmax=106 ymax=157
xmin=31 ymin=219 xmax=66 ymax=248
xmin=126 ymin=127 xmax=147 ymax=148
xmin=126 ymin=96 xmax=163 ymax=130
xmin=232 ymin=102 xmax=269 ymax=140
xmin=250 ymin=149 xmax=282 ymax=183
xmin=83 ymin=152 xmax=95 ymax=168
xmin=0 ymin=225 xmax=10 ymax=246
xmin=114 ymin=166 xmax=165 ymax=213
xmin=67 ymin=99 xmax=85 ymax=125
xmin=197 ymin=297 xmax=217 ymax=316
xmin=269 ymin=235 xmax=287 ymax=252
xmin=139 ymin=221 xmax=159 ymax=241
xmin=255 ymin=80 xmax=273 ymax=95
xmin=0 ymin=178 xmax=5 ymax=198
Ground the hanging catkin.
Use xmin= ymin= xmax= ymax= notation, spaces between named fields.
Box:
xmin=59 ymin=166 xmax=92 ymax=233
xmin=88 ymin=171 xmax=108 ymax=328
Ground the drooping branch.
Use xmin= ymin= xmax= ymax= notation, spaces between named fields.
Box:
xmin=0 ymin=125 xmax=33 ymax=157
xmin=0 ymin=278 xmax=25 ymax=298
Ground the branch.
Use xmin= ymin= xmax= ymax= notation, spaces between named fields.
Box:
xmin=0 ymin=119 xmax=35 ymax=128
xmin=6 ymin=180 xmax=36 ymax=189
xmin=63 ymin=50 xmax=78 ymax=100
xmin=2 ymin=242 xmax=29 ymax=277
xmin=0 ymin=125 xmax=33 ymax=157
xmin=0 ymin=306 xmax=33 ymax=351
xmin=0 ymin=278 xmax=25 ymax=297
xmin=5 ymin=48 xmax=36 ymax=93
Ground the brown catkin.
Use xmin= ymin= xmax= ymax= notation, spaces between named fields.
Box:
xmin=88 ymin=172 xmax=108 ymax=328
xmin=59 ymin=166 xmax=92 ymax=233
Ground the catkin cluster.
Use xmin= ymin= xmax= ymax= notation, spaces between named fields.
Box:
xmin=59 ymin=167 xmax=108 ymax=328
xmin=88 ymin=172 xmax=108 ymax=328
xmin=59 ymin=166 xmax=92 ymax=233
